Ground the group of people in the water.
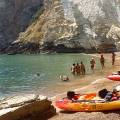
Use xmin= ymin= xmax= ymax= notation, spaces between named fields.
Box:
xmin=71 ymin=62 xmax=86 ymax=75
xmin=71 ymin=52 xmax=116 ymax=75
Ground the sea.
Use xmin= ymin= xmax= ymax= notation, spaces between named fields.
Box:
xmin=0 ymin=53 xmax=101 ymax=99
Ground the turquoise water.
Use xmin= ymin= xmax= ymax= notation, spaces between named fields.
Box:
xmin=0 ymin=53 xmax=100 ymax=98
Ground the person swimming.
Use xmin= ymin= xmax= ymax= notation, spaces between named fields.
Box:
xmin=36 ymin=73 xmax=40 ymax=76
xmin=60 ymin=75 xmax=69 ymax=81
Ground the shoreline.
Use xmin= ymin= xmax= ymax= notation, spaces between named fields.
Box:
xmin=0 ymin=52 xmax=120 ymax=119
xmin=50 ymin=52 xmax=120 ymax=120
xmin=0 ymin=52 xmax=119 ymax=100
xmin=52 ymin=52 xmax=120 ymax=97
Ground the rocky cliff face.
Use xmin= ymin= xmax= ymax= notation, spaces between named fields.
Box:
xmin=107 ymin=25 xmax=120 ymax=49
xmin=10 ymin=0 xmax=78 ymax=54
xmin=0 ymin=0 xmax=43 ymax=51
xmin=3 ymin=0 xmax=120 ymax=53
xmin=69 ymin=0 xmax=120 ymax=52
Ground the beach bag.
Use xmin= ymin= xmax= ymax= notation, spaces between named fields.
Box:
xmin=67 ymin=91 xmax=75 ymax=100
xmin=98 ymin=88 xmax=108 ymax=98
xmin=104 ymin=92 xmax=112 ymax=101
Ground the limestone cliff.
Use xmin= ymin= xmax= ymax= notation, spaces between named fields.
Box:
xmin=11 ymin=0 xmax=78 ymax=54
xmin=4 ymin=0 xmax=120 ymax=53
xmin=107 ymin=25 xmax=120 ymax=49
xmin=0 ymin=0 xmax=43 ymax=51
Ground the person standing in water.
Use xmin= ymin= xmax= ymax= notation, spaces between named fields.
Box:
xmin=90 ymin=58 xmax=95 ymax=72
xmin=80 ymin=61 xmax=86 ymax=75
xmin=112 ymin=52 xmax=116 ymax=65
xmin=100 ymin=54 xmax=105 ymax=69
xmin=71 ymin=63 xmax=76 ymax=75
xmin=76 ymin=63 xmax=81 ymax=75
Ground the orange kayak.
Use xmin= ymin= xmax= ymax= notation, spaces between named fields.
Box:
xmin=56 ymin=93 xmax=120 ymax=112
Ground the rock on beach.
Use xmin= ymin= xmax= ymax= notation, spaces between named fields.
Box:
xmin=0 ymin=94 xmax=56 ymax=120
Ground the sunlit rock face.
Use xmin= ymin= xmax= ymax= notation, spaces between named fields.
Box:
xmin=5 ymin=0 xmax=120 ymax=53
xmin=107 ymin=25 xmax=120 ymax=50
xmin=0 ymin=0 xmax=43 ymax=50
xmin=65 ymin=0 xmax=120 ymax=51
xmin=14 ymin=0 xmax=78 ymax=53
xmin=69 ymin=0 xmax=120 ymax=23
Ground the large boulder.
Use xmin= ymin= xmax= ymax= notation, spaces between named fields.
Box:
xmin=0 ymin=94 xmax=56 ymax=120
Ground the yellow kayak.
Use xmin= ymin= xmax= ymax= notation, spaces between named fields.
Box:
xmin=56 ymin=93 xmax=120 ymax=112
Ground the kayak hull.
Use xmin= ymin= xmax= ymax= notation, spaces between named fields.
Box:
xmin=56 ymin=93 xmax=120 ymax=112
xmin=107 ymin=74 xmax=120 ymax=81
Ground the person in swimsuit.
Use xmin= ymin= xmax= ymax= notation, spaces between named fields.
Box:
xmin=80 ymin=61 xmax=86 ymax=75
xmin=90 ymin=58 xmax=95 ymax=72
xmin=112 ymin=52 xmax=116 ymax=65
xmin=71 ymin=63 xmax=76 ymax=75
xmin=76 ymin=63 xmax=81 ymax=75
xmin=100 ymin=54 xmax=105 ymax=69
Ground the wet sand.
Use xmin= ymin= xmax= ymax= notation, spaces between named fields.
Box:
xmin=50 ymin=52 xmax=120 ymax=120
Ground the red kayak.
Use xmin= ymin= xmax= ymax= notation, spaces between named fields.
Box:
xmin=107 ymin=74 xmax=120 ymax=81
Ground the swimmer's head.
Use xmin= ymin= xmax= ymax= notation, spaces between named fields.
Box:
xmin=36 ymin=73 xmax=40 ymax=76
